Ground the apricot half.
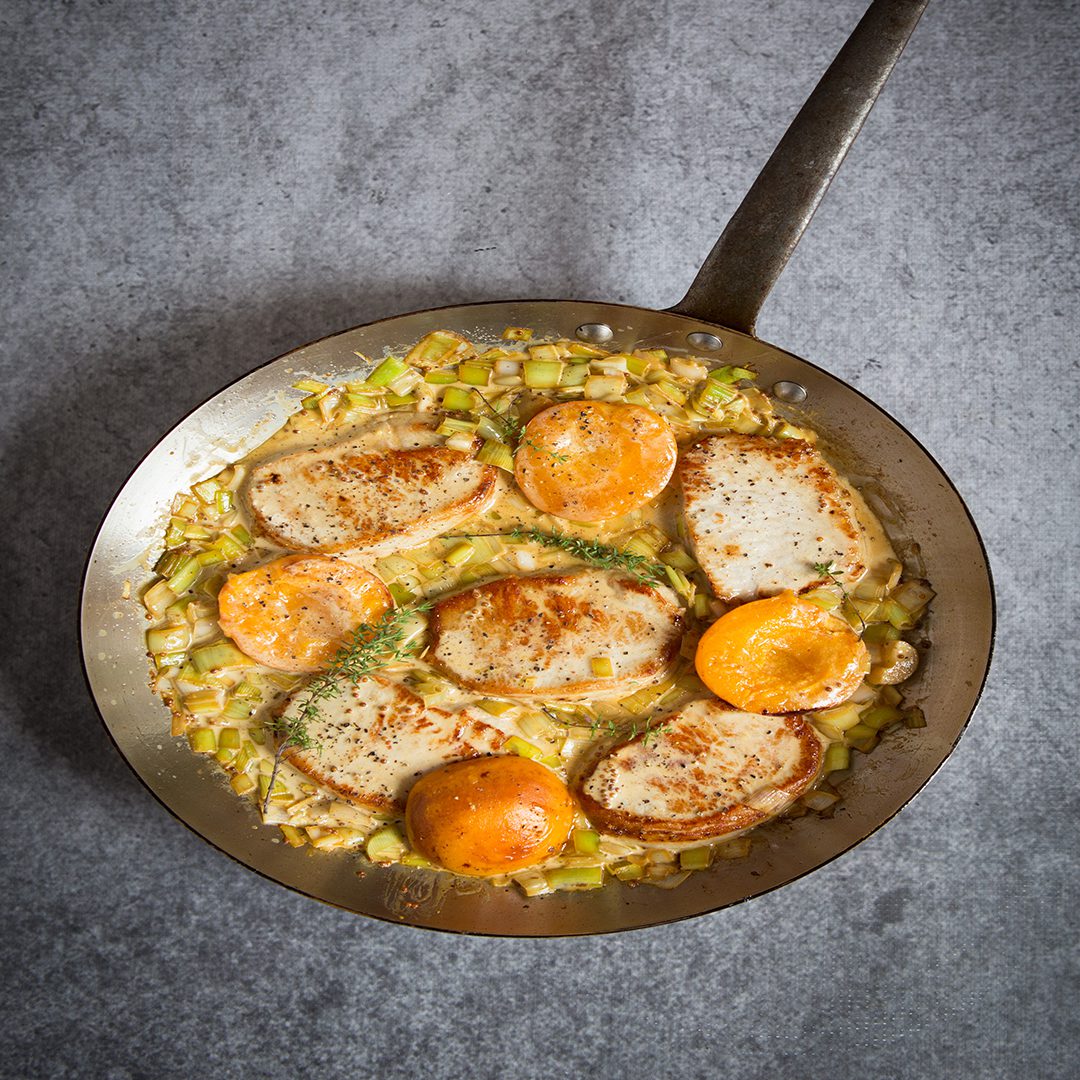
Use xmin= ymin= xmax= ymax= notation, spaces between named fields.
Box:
xmin=217 ymin=554 xmax=391 ymax=674
xmin=405 ymin=756 xmax=576 ymax=876
xmin=514 ymin=401 xmax=677 ymax=521
xmin=695 ymin=592 xmax=870 ymax=713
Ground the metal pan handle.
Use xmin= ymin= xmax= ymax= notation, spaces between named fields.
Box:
xmin=670 ymin=0 xmax=929 ymax=335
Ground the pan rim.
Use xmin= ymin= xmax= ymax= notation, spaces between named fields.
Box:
xmin=78 ymin=296 xmax=996 ymax=936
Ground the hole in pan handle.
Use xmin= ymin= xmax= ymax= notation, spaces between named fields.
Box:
xmin=669 ymin=0 xmax=930 ymax=336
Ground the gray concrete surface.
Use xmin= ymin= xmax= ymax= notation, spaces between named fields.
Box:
xmin=2 ymin=0 xmax=1077 ymax=1077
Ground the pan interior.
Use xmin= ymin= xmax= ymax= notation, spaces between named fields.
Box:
xmin=81 ymin=299 xmax=993 ymax=936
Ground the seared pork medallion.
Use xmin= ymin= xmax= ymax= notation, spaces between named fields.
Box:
xmin=247 ymin=413 xmax=498 ymax=559
xmin=427 ymin=570 xmax=684 ymax=701
xmin=282 ymin=678 xmax=508 ymax=812
xmin=678 ymin=432 xmax=866 ymax=603
xmin=575 ymin=699 xmax=826 ymax=844
xmin=143 ymin=329 xmax=933 ymax=896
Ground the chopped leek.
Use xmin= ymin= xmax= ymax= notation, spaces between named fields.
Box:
xmin=188 ymin=727 xmax=217 ymax=754
xmin=165 ymin=556 xmax=200 ymax=595
xmin=590 ymin=656 xmax=614 ymax=678
xmin=617 ymin=677 xmax=675 ymax=715
xmin=863 ymin=622 xmax=901 ymax=644
xmin=514 ymin=870 xmax=552 ymax=897
xmin=802 ymin=789 xmax=840 ymax=812
xmin=693 ymin=377 xmax=738 ymax=415
xmin=190 ymin=639 xmax=251 ymax=673
xmin=663 ymin=565 xmax=695 ymax=602
xmin=374 ymin=554 xmax=415 ymax=580
xmin=444 ymin=542 xmax=475 ymax=567
xmin=384 ymin=392 xmax=417 ymax=407
xmin=345 ymin=392 xmax=377 ymax=408
xmin=405 ymin=330 xmax=473 ymax=368
xmin=230 ymin=773 xmax=256 ymax=795
xmin=280 ymin=824 xmax=307 ymax=847
xmin=221 ymin=694 xmax=254 ymax=721
xmin=801 ymin=588 xmax=841 ymax=612
xmin=467 ymin=535 xmax=504 ymax=561
xmin=528 ymin=343 xmax=562 ymax=362
xmin=860 ymin=704 xmax=904 ymax=731
xmin=904 ymin=706 xmax=927 ymax=729
xmin=183 ymin=689 xmax=224 ymax=716
xmin=476 ymin=438 xmax=514 ymax=471
xmin=652 ymin=379 xmax=687 ymax=405
xmin=659 ymin=545 xmax=698 ymax=572
xmin=566 ymin=342 xmax=608 ymax=358
xmin=518 ymin=712 xmax=553 ymax=740
xmin=710 ymin=365 xmax=754 ymax=383
xmin=474 ymin=415 xmax=507 ymax=442
xmin=366 ymin=825 xmax=407 ymax=863
xmin=457 ymin=361 xmax=491 ymax=386
xmin=572 ymin=829 xmax=601 ymax=855
xmin=502 ymin=326 xmax=533 ymax=341
xmin=845 ymin=723 xmax=879 ymax=753
xmin=441 ymin=386 xmax=476 ymax=412
xmin=823 ymin=743 xmax=851 ymax=773
xmin=365 ymin=356 xmax=409 ymax=387
xmin=292 ymin=378 xmax=328 ymax=394
xmin=716 ymin=836 xmax=752 ymax=859
xmin=583 ymin=373 xmax=626 ymax=399
xmin=560 ymin=363 xmax=591 ymax=387
xmin=614 ymin=862 xmax=644 ymax=882
xmin=445 ymin=432 xmax=479 ymax=455
xmin=218 ymin=727 xmax=241 ymax=751
xmin=813 ymin=702 xmax=863 ymax=732
xmin=546 ymin=866 xmax=604 ymax=891
xmin=679 ymin=847 xmax=712 ymax=871
xmin=388 ymin=582 xmax=416 ymax=605
xmin=504 ymin=736 xmax=545 ymax=761
xmin=623 ymin=525 xmax=668 ymax=558
xmin=388 ymin=367 xmax=422 ymax=396
xmin=193 ymin=478 xmax=220 ymax=504
xmin=476 ymin=699 xmax=516 ymax=717
xmin=522 ymin=359 xmax=563 ymax=388
xmin=147 ymin=624 xmax=191 ymax=655
xmin=424 ymin=368 xmax=458 ymax=384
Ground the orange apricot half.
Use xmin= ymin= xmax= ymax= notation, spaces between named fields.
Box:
xmin=217 ymin=554 xmax=391 ymax=673
xmin=405 ymin=756 xmax=576 ymax=877
xmin=695 ymin=592 xmax=870 ymax=714
xmin=514 ymin=401 xmax=677 ymax=521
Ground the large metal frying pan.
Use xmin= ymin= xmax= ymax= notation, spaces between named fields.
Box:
xmin=80 ymin=0 xmax=993 ymax=936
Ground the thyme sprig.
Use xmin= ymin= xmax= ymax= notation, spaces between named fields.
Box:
xmin=540 ymin=706 xmax=672 ymax=748
xmin=493 ymin=526 xmax=667 ymax=583
xmin=262 ymin=601 xmax=432 ymax=814
xmin=812 ymin=560 xmax=865 ymax=631
xmin=585 ymin=713 xmax=672 ymax=747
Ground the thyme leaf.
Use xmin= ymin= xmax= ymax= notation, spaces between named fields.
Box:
xmin=261 ymin=601 xmax=432 ymax=814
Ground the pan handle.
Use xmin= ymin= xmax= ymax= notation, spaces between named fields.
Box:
xmin=669 ymin=0 xmax=929 ymax=335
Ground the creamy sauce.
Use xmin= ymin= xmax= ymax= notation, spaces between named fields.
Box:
xmin=144 ymin=334 xmax=925 ymax=895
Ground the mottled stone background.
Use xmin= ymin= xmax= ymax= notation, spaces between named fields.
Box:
xmin=2 ymin=0 xmax=1076 ymax=1077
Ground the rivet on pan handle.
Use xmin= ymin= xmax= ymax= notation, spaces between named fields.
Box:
xmin=670 ymin=0 xmax=930 ymax=336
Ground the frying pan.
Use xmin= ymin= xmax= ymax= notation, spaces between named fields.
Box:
xmin=80 ymin=0 xmax=994 ymax=936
